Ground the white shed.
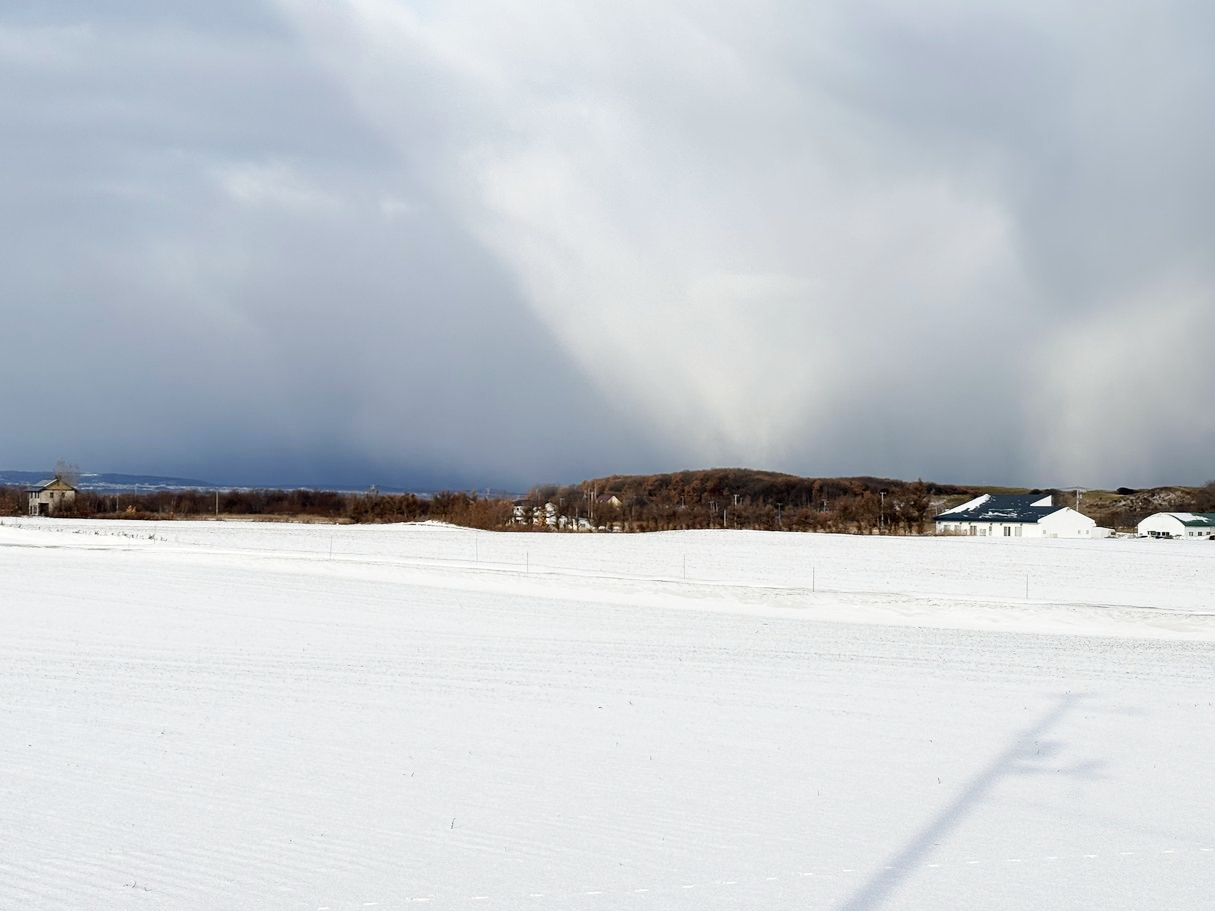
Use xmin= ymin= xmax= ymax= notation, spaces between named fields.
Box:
xmin=1136 ymin=512 xmax=1215 ymax=540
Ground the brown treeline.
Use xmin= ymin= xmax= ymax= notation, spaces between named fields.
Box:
xmin=5 ymin=470 xmax=1212 ymax=534
xmin=526 ymin=470 xmax=965 ymax=533
xmin=0 ymin=486 xmax=512 ymax=529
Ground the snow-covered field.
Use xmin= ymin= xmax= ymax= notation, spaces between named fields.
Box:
xmin=2 ymin=519 xmax=1213 ymax=910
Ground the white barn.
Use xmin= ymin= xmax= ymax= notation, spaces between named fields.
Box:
xmin=934 ymin=493 xmax=1105 ymax=539
xmin=1136 ymin=512 xmax=1215 ymax=540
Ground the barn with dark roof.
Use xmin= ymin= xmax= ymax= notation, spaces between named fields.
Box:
xmin=934 ymin=494 xmax=1103 ymax=538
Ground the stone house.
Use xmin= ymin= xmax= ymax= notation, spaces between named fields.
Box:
xmin=28 ymin=477 xmax=78 ymax=516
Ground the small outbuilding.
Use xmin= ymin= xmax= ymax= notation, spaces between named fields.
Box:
xmin=1136 ymin=512 xmax=1215 ymax=540
xmin=934 ymin=493 xmax=1105 ymax=539
xmin=28 ymin=477 xmax=78 ymax=516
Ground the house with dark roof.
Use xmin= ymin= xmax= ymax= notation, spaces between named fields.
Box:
xmin=1136 ymin=512 xmax=1215 ymax=540
xmin=934 ymin=493 xmax=1104 ymax=539
xmin=28 ymin=477 xmax=78 ymax=517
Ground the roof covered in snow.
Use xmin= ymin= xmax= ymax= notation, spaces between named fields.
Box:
xmin=934 ymin=494 xmax=1063 ymax=524
xmin=1151 ymin=512 xmax=1215 ymax=527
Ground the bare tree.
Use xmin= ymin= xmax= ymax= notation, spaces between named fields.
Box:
xmin=53 ymin=459 xmax=81 ymax=486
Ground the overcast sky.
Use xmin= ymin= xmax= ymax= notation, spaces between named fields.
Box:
xmin=3 ymin=2 xmax=1213 ymax=490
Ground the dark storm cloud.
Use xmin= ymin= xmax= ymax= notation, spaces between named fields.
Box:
xmin=0 ymin=2 xmax=668 ymax=488
xmin=3 ymin=1 xmax=1213 ymax=488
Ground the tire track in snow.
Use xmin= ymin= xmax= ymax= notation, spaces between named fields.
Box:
xmin=306 ymin=843 xmax=1214 ymax=908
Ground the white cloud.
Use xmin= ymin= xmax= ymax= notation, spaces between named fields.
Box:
xmin=215 ymin=160 xmax=340 ymax=212
xmin=378 ymin=195 xmax=417 ymax=221
xmin=0 ymin=22 xmax=93 ymax=67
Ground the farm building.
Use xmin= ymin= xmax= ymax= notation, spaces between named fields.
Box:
xmin=1136 ymin=512 xmax=1215 ymax=539
xmin=934 ymin=493 xmax=1106 ymax=539
xmin=28 ymin=477 xmax=78 ymax=516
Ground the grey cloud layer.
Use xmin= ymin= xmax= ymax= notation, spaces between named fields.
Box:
xmin=2 ymin=1 xmax=1211 ymax=487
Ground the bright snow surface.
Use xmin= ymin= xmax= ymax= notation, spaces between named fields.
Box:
xmin=2 ymin=519 xmax=1213 ymax=910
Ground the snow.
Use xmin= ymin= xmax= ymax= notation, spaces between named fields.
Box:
xmin=2 ymin=519 xmax=1213 ymax=910
xmin=1162 ymin=513 xmax=1215 ymax=526
xmin=937 ymin=494 xmax=989 ymax=515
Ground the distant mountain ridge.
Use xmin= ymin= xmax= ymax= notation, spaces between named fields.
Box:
xmin=0 ymin=470 xmax=474 ymax=496
xmin=0 ymin=470 xmax=219 ymax=493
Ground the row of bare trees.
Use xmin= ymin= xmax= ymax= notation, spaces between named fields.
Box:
xmin=0 ymin=486 xmax=512 ymax=530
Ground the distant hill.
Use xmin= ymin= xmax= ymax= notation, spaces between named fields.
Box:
xmin=531 ymin=467 xmax=968 ymax=504
xmin=521 ymin=468 xmax=971 ymax=533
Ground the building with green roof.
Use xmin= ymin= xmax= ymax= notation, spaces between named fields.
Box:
xmin=1137 ymin=512 xmax=1215 ymax=539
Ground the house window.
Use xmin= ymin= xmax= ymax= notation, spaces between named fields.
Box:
xmin=1004 ymin=526 xmax=1012 ymax=536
